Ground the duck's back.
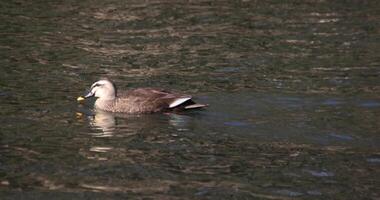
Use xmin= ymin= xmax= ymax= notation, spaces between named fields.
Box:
xmin=111 ymin=88 xmax=191 ymax=113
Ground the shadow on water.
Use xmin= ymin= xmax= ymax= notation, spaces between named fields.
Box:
xmin=1 ymin=0 xmax=380 ymax=199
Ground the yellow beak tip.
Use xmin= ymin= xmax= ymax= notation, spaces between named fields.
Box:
xmin=77 ymin=96 xmax=85 ymax=102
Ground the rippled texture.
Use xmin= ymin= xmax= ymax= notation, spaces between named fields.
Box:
xmin=1 ymin=0 xmax=379 ymax=199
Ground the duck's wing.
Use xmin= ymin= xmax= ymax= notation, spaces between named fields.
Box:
xmin=120 ymin=88 xmax=206 ymax=112
xmin=124 ymin=88 xmax=190 ymax=106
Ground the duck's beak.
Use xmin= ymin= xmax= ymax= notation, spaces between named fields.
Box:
xmin=77 ymin=91 xmax=94 ymax=103
xmin=77 ymin=96 xmax=85 ymax=102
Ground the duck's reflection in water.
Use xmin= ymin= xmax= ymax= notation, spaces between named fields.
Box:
xmin=89 ymin=111 xmax=116 ymax=137
xmin=77 ymin=107 xmax=193 ymax=137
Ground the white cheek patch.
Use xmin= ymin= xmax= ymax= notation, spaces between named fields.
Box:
xmin=169 ymin=97 xmax=191 ymax=108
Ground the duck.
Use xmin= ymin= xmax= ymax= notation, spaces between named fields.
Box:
xmin=77 ymin=79 xmax=207 ymax=113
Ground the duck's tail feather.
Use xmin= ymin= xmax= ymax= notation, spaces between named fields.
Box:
xmin=184 ymin=103 xmax=208 ymax=110
xmin=169 ymin=98 xmax=208 ymax=111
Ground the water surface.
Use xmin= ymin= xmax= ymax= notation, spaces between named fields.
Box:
xmin=1 ymin=0 xmax=379 ymax=199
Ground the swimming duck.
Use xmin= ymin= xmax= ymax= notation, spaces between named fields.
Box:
xmin=77 ymin=79 xmax=207 ymax=113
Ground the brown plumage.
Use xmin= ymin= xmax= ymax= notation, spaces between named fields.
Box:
xmin=77 ymin=79 xmax=207 ymax=114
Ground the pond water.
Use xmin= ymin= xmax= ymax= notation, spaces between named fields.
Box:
xmin=1 ymin=0 xmax=379 ymax=199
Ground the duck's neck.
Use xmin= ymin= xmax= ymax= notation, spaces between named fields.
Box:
xmin=94 ymin=97 xmax=116 ymax=111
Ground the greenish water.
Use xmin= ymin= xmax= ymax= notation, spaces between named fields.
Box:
xmin=1 ymin=0 xmax=379 ymax=199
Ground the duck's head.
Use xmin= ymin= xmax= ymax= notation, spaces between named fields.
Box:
xmin=77 ymin=79 xmax=116 ymax=102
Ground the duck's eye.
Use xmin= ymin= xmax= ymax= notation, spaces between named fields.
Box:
xmin=91 ymin=83 xmax=103 ymax=89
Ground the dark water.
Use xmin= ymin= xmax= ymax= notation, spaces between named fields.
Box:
xmin=1 ymin=0 xmax=380 ymax=199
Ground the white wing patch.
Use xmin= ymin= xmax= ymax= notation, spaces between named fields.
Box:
xmin=169 ymin=97 xmax=191 ymax=108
